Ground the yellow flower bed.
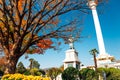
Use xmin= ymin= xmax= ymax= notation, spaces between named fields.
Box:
xmin=2 ymin=73 xmax=50 ymax=80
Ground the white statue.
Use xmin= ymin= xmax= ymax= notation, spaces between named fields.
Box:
xmin=68 ymin=37 xmax=74 ymax=49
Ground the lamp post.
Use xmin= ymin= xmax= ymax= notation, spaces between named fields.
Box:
xmin=103 ymin=71 xmax=106 ymax=80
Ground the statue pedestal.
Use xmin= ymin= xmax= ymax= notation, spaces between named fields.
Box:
xmin=96 ymin=53 xmax=115 ymax=67
xmin=63 ymin=49 xmax=80 ymax=70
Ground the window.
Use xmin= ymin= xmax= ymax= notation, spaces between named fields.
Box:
xmin=76 ymin=64 xmax=80 ymax=69
xmin=68 ymin=63 xmax=73 ymax=67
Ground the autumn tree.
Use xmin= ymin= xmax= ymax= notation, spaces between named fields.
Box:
xmin=0 ymin=0 xmax=105 ymax=74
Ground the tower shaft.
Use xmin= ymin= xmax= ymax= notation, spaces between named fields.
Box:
xmin=91 ymin=9 xmax=106 ymax=55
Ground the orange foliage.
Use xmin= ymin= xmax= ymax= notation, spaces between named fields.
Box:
xmin=0 ymin=22 xmax=4 ymax=28
xmin=0 ymin=57 xmax=6 ymax=66
xmin=21 ymin=19 xmax=27 ymax=27
xmin=26 ymin=48 xmax=43 ymax=54
xmin=18 ymin=0 xmax=24 ymax=11
xmin=0 ymin=0 xmax=2 ymax=4
xmin=50 ymin=18 xmax=59 ymax=25
xmin=8 ymin=44 xmax=13 ymax=50
xmin=26 ymin=39 xmax=53 ymax=54
xmin=46 ymin=0 xmax=61 ymax=10
xmin=37 ymin=39 xmax=53 ymax=49
xmin=95 ymin=0 xmax=98 ymax=4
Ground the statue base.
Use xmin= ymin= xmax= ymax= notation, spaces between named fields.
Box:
xmin=96 ymin=53 xmax=115 ymax=67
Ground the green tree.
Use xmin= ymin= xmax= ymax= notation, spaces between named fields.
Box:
xmin=16 ymin=61 xmax=26 ymax=74
xmin=29 ymin=58 xmax=34 ymax=70
xmin=30 ymin=68 xmax=42 ymax=76
xmin=62 ymin=67 xmax=79 ymax=80
xmin=24 ymin=69 xmax=31 ymax=75
xmin=46 ymin=67 xmax=62 ymax=80
xmin=0 ymin=0 xmax=106 ymax=74
xmin=80 ymin=68 xmax=97 ymax=80
xmin=98 ymin=67 xmax=120 ymax=80
xmin=89 ymin=48 xmax=98 ymax=71
xmin=29 ymin=58 xmax=40 ymax=69
xmin=39 ymin=69 xmax=45 ymax=75
xmin=32 ymin=60 xmax=40 ymax=69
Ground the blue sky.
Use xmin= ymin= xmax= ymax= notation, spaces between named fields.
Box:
xmin=18 ymin=0 xmax=120 ymax=69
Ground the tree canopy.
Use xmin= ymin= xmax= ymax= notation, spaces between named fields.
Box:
xmin=62 ymin=67 xmax=79 ymax=80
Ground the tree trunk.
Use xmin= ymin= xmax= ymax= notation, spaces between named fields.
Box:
xmin=4 ymin=56 xmax=19 ymax=74
xmin=93 ymin=54 xmax=97 ymax=71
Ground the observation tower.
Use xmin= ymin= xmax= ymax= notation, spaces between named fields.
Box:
xmin=88 ymin=0 xmax=114 ymax=67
